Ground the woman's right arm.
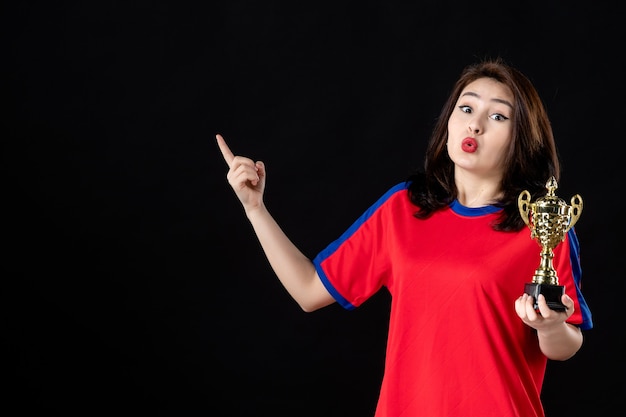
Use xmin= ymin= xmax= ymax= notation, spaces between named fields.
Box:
xmin=216 ymin=134 xmax=336 ymax=312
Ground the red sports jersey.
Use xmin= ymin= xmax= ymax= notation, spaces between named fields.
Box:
xmin=313 ymin=182 xmax=593 ymax=417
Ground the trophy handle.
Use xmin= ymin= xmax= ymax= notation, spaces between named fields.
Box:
xmin=565 ymin=194 xmax=583 ymax=232
xmin=518 ymin=190 xmax=531 ymax=227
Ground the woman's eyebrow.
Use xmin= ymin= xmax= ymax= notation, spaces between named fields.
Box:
xmin=461 ymin=91 xmax=513 ymax=109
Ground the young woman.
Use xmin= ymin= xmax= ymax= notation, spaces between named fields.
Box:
xmin=216 ymin=58 xmax=593 ymax=417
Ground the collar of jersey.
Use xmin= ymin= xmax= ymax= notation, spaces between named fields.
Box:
xmin=449 ymin=199 xmax=502 ymax=216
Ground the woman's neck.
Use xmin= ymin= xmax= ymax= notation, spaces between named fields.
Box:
xmin=455 ymin=177 xmax=502 ymax=208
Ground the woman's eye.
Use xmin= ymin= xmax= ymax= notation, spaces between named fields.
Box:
xmin=490 ymin=113 xmax=510 ymax=121
xmin=459 ymin=105 xmax=471 ymax=113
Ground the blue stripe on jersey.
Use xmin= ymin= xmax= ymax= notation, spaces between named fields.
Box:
xmin=568 ymin=228 xmax=593 ymax=330
xmin=449 ymin=199 xmax=502 ymax=215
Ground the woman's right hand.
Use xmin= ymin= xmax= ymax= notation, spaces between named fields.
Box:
xmin=216 ymin=133 xmax=266 ymax=214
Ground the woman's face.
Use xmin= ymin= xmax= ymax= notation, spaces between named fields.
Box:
xmin=447 ymin=77 xmax=514 ymax=180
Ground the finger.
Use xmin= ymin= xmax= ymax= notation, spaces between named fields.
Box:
xmin=230 ymin=167 xmax=260 ymax=188
xmin=523 ymin=294 xmax=540 ymax=320
xmin=562 ymin=294 xmax=575 ymax=315
xmin=216 ymin=133 xmax=235 ymax=168
xmin=255 ymin=160 xmax=265 ymax=181
xmin=535 ymin=294 xmax=552 ymax=317
xmin=514 ymin=295 xmax=526 ymax=317
xmin=516 ymin=293 xmax=537 ymax=320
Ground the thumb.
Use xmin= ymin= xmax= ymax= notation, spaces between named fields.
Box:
xmin=562 ymin=294 xmax=575 ymax=313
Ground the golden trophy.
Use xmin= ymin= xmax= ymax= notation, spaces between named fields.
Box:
xmin=518 ymin=176 xmax=583 ymax=311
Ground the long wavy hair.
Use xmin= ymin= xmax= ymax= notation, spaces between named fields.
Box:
xmin=407 ymin=58 xmax=560 ymax=232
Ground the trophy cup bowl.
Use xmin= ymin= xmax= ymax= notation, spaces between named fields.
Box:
xmin=518 ymin=176 xmax=583 ymax=311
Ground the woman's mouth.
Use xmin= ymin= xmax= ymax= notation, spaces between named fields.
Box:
xmin=462 ymin=137 xmax=478 ymax=153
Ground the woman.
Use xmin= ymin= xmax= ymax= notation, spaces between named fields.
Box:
xmin=216 ymin=58 xmax=593 ymax=417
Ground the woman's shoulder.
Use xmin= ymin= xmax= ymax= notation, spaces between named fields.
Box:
xmin=366 ymin=181 xmax=413 ymax=214
xmin=379 ymin=181 xmax=411 ymax=203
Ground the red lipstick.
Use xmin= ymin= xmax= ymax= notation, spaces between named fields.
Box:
xmin=462 ymin=137 xmax=477 ymax=153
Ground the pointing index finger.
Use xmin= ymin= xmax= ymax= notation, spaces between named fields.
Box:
xmin=215 ymin=133 xmax=234 ymax=168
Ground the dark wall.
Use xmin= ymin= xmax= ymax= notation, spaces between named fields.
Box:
xmin=4 ymin=2 xmax=624 ymax=416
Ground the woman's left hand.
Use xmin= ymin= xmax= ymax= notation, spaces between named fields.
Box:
xmin=515 ymin=293 xmax=574 ymax=330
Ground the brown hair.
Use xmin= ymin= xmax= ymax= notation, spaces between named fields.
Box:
xmin=407 ymin=57 xmax=560 ymax=231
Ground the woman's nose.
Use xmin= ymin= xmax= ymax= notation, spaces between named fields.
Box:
xmin=468 ymin=119 xmax=482 ymax=135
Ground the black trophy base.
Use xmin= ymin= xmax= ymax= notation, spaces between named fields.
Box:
xmin=524 ymin=282 xmax=566 ymax=312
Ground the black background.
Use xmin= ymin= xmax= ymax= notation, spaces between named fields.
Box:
xmin=4 ymin=2 xmax=625 ymax=416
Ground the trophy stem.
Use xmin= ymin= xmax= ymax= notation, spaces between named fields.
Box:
xmin=532 ymin=248 xmax=558 ymax=285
